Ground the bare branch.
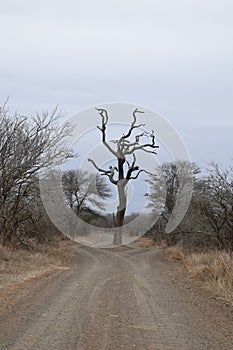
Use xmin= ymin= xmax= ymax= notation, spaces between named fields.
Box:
xmin=135 ymin=131 xmax=149 ymax=143
xmin=88 ymin=158 xmax=118 ymax=185
xmin=126 ymin=154 xmax=152 ymax=180
xmin=95 ymin=107 xmax=109 ymax=124
xmin=131 ymin=153 xmax=136 ymax=167
xmin=129 ymin=169 xmax=153 ymax=180
xmin=118 ymin=131 xmax=150 ymax=154
xmin=129 ymin=169 xmax=145 ymax=180
xmin=126 ymin=130 xmax=159 ymax=155
xmin=139 ymin=148 xmax=158 ymax=155
xmin=95 ymin=108 xmax=118 ymax=157
xmin=126 ymin=165 xmax=139 ymax=180
xmin=120 ymin=108 xmax=145 ymax=141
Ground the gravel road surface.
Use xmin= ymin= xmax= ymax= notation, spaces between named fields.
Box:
xmin=0 ymin=245 xmax=233 ymax=349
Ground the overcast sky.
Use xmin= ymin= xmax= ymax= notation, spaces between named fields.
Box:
xmin=0 ymin=0 xmax=232 ymax=168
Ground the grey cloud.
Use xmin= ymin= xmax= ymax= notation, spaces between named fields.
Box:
xmin=0 ymin=0 xmax=232 ymax=165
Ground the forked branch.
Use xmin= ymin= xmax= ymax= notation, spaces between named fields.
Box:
xmin=88 ymin=158 xmax=118 ymax=185
xmin=95 ymin=107 xmax=159 ymax=158
xmin=126 ymin=130 xmax=159 ymax=155
xmin=120 ymin=108 xmax=145 ymax=141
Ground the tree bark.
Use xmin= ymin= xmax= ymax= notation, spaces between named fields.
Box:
xmin=113 ymin=180 xmax=127 ymax=245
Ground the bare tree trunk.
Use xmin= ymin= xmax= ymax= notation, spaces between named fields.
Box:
xmin=113 ymin=181 xmax=127 ymax=245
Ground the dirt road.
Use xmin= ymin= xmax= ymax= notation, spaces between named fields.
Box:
xmin=0 ymin=245 xmax=233 ymax=349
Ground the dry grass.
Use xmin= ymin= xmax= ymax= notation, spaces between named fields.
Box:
xmin=137 ymin=237 xmax=156 ymax=248
xmin=136 ymin=237 xmax=166 ymax=249
xmin=166 ymin=247 xmax=186 ymax=262
xmin=0 ymin=241 xmax=75 ymax=288
xmin=167 ymin=246 xmax=233 ymax=305
xmin=185 ymin=250 xmax=233 ymax=303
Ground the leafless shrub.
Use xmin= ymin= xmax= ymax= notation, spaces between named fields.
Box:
xmin=0 ymin=102 xmax=73 ymax=246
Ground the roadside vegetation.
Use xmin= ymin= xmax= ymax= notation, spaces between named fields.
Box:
xmin=0 ymin=101 xmax=110 ymax=286
xmin=147 ymin=160 xmax=233 ymax=305
xmin=0 ymin=240 xmax=75 ymax=288
xmin=166 ymin=247 xmax=233 ymax=305
xmin=0 ymin=102 xmax=232 ymax=303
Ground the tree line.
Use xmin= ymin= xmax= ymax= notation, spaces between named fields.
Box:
xmin=0 ymin=103 xmax=111 ymax=247
xmin=0 ymin=103 xmax=232 ymax=251
xmin=147 ymin=161 xmax=233 ymax=251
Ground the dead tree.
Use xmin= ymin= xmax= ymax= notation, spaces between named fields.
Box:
xmin=88 ymin=108 xmax=159 ymax=245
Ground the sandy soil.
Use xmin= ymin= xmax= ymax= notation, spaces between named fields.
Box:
xmin=0 ymin=244 xmax=233 ymax=349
